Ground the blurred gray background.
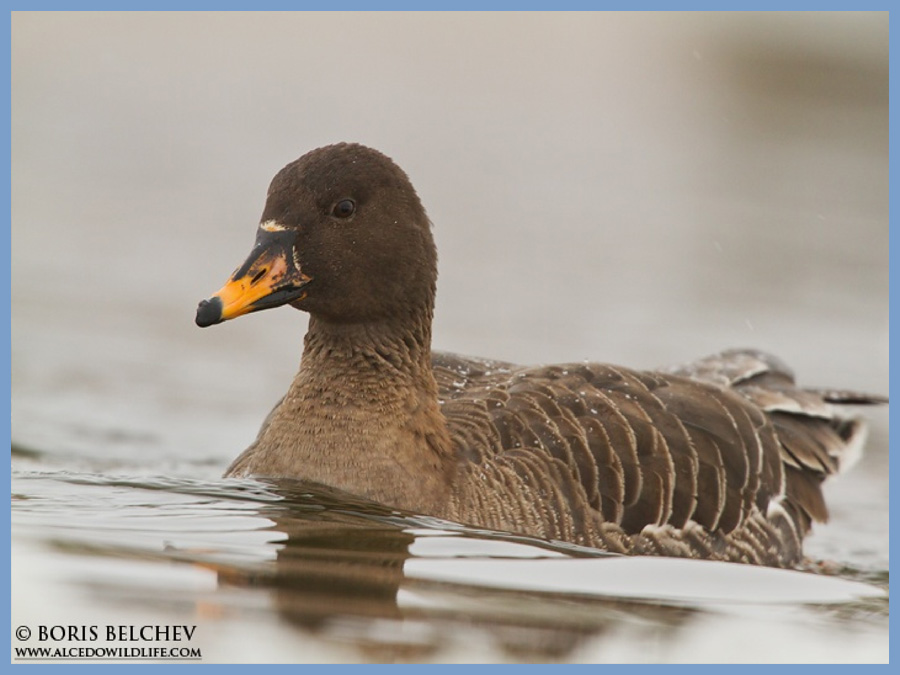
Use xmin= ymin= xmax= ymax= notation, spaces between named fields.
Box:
xmin=11 ymin=11 xmax=887 ymax=467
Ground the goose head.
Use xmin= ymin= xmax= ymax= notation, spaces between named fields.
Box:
xmin=196 ymin=143 xmax=437 ymax=328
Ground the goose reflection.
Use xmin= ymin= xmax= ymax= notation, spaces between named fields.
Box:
xmin=214 ymin=479 xmax=694 ymax=661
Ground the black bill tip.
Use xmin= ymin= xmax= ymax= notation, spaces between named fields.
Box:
xmin=195 ymin=297 xmax=224 ymax=327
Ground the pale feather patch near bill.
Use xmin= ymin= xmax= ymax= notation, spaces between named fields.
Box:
xmin=259 ymin=220 xmax=288 ymax=232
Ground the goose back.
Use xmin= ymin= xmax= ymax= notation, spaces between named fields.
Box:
xmin=434 ymin=348 xmax=878 ymax=567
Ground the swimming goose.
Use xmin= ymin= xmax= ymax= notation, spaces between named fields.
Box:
xmin=196 ymin=143 xmax=884 ymax=567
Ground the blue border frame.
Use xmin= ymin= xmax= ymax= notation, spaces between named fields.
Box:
xmin=4 ymin=6 xmax=893 ymax=669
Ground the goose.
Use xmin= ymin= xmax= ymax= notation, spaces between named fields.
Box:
xmin=196 ymin=143 xmax=884 ymax=567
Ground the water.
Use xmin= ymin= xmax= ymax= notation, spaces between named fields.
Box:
xmin=10 ymin=467 xmax=890 ymax=663
xmin=11 ymin=13 xmax=888 ymax=664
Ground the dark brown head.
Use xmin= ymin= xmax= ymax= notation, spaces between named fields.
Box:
xmin=196 ymin=143 xmax=437 ymax=328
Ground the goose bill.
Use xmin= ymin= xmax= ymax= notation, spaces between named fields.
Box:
xmin=195 ymin=229 xmax=311 ymax=327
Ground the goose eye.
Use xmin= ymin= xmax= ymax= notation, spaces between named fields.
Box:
xmin=332 ymin=199 xmax=356 ymax=218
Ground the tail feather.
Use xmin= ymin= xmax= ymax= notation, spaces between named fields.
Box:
xmin=667 ymin=348 xmax=886 ymax=528
xmin=808 ymin=389 xmax=889 ymax=405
